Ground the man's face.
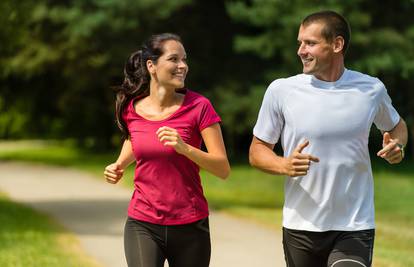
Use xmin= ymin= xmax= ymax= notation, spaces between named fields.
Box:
xmin=297 ymin=22 xmax=335 ymax=80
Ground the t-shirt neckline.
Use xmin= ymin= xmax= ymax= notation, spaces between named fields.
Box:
xmin=310 ymin=68 xmax=349 ymax=89
xmin=131 ymin=89 xmax=189 ymax=123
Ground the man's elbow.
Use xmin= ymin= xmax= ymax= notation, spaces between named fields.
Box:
xmin=249 ymin=148 xmax=259 ymax=168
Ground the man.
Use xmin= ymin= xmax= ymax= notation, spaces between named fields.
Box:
xmin=249 ymin=10 xmax=408 ymax=267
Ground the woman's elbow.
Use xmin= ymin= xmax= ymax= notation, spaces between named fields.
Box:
xmin=218 ymin=161 xmax=231 ymax=179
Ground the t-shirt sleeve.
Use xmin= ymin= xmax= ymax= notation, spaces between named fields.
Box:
xmin=253 ymin=82 xmax=283 ymax=144
xmin=121 ymin=98 xmax=135 ymax=130
xmin=198 ymin=98 xmax=222 ymax=131
xmin=373 ymin=82 xmax=400 ymax=131
xmin=121 ymin=101 xmax=130 ymax=124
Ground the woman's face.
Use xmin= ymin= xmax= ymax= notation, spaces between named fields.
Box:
xmin=149 ymin=40 xmax=188 ymax=89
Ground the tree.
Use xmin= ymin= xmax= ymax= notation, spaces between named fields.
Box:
xmin=226 ymin=0 xmax=414 ymax=156
xmin=2 ymin=0 xmax=412 ymax=157
xmin=0 ymin=0 xmax=192 ymax=149
xmin=0 ymin=0 xmax=259 ymax=155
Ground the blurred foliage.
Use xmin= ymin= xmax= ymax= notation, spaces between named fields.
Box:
xmin=0 ymin=0 xmax=413 ymax=156
xmin=226 ymin=0 xmax=414 ymax=157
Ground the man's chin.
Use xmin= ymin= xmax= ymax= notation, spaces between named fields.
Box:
xmin=302 ymin=66 xmax=316 ymax=75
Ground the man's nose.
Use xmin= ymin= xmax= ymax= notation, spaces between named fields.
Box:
xmin=297 ymin=43 xmax=306 ymax=56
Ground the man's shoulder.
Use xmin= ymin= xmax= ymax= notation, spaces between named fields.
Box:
xmin=268 ymin=74 xmax=308 ymax=91
xmin=345 ymin=69 xmax=383 ymax=87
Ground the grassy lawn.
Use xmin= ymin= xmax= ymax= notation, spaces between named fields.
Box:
xmin=0 ymin=140 xmax=413 ymax=266
xmin=0 ymin=193 xmax=100 ymax=267
xmin=372 ymin=164 xmax=414 ymax=267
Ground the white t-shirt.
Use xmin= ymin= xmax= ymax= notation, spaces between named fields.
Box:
xmin=253 ymin=69 xmax=400 ymax=231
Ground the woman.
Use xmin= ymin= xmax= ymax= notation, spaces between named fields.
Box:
xmin=104 ymin=33 xmax=230 ymax=267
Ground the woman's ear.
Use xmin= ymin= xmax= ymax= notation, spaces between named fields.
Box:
xmin=146 ymin=60 xmax=156 ymax=74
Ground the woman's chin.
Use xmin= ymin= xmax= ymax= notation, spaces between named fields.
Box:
xmin=163 ymin=80 xmax=185 ymax=89
xmin=175 ymin=81 xmax=185 ymax=88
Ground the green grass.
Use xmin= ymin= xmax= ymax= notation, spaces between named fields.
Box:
xmin=0 ymin=193 xmax=100 ymax=267
xmin=0 ymin=140 xmax=112 ymax=177
xmin=0 ymin=140 xmax=413 ymax=266
xmin=372 ymin=167 xmax=414 ymax=267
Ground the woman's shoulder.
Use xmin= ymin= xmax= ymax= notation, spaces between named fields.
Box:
xmin=183 ymin=89 xmax=212 ymax=106
xmin=122 ymin=94 xmax=144 ymax=120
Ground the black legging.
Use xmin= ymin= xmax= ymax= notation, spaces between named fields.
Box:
xmin=124 ymin=217 xmax=211 ymax=267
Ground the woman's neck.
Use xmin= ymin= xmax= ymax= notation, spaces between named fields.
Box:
xmin=148 ymin=84 xmax=179 ymax=108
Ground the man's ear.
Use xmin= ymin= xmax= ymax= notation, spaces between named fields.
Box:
xmin=333 ymin=36 xmax=345 ymax=54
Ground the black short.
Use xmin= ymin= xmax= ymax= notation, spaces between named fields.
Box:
xmin=283 ymin=227 xmax=375 ymax=267
xmin=124 ymin=217 xmax=211 ymax=267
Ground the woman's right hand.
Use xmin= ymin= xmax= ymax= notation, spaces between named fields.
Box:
xmin=104 ymin=163 xmax=124 ymax=184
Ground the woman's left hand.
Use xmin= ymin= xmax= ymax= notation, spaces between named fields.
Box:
xmin=156 ymin=126 xmax=189 ymax=155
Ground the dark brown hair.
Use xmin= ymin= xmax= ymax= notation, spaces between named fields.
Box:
xmin=302 ymin=10 xmax=351 ymax=55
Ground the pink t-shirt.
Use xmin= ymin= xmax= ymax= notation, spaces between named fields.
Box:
xmin=123 ymin=89 xmax=221 ymax=225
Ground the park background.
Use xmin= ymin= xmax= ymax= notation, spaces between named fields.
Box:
xmin=0 ymin=0 xmax=413 ymax=266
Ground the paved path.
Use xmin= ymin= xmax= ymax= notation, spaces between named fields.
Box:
xmin=0 ymin=161 xmax=285 ymax=267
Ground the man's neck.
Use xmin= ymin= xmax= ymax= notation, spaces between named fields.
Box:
xmin=314 ymin=58 xmax=345 ymax=82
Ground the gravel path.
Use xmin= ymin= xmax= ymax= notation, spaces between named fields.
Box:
xmin=0 ymin=161 xmax=284 ymax=267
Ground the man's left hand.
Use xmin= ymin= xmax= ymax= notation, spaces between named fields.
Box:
xmin=377 ymin=132 xmax=404 ymax=164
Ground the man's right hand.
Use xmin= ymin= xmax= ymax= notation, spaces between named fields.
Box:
xmin=104 ymin=163 xmax=124 ymax=184
xmin=283 ymin=140 xmax=319 ymax=177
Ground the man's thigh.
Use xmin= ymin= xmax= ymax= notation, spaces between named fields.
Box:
xmin=283 ymin=228 xmax=375 ymax=267
xmin=282 ymin=227 xmax=328 ymax=267
xmin=328 ymin=229 xmax=375 ymax=267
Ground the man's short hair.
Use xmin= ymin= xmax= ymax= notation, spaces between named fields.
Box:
xmin=302 ymin=10 xmax=351 ymax=55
